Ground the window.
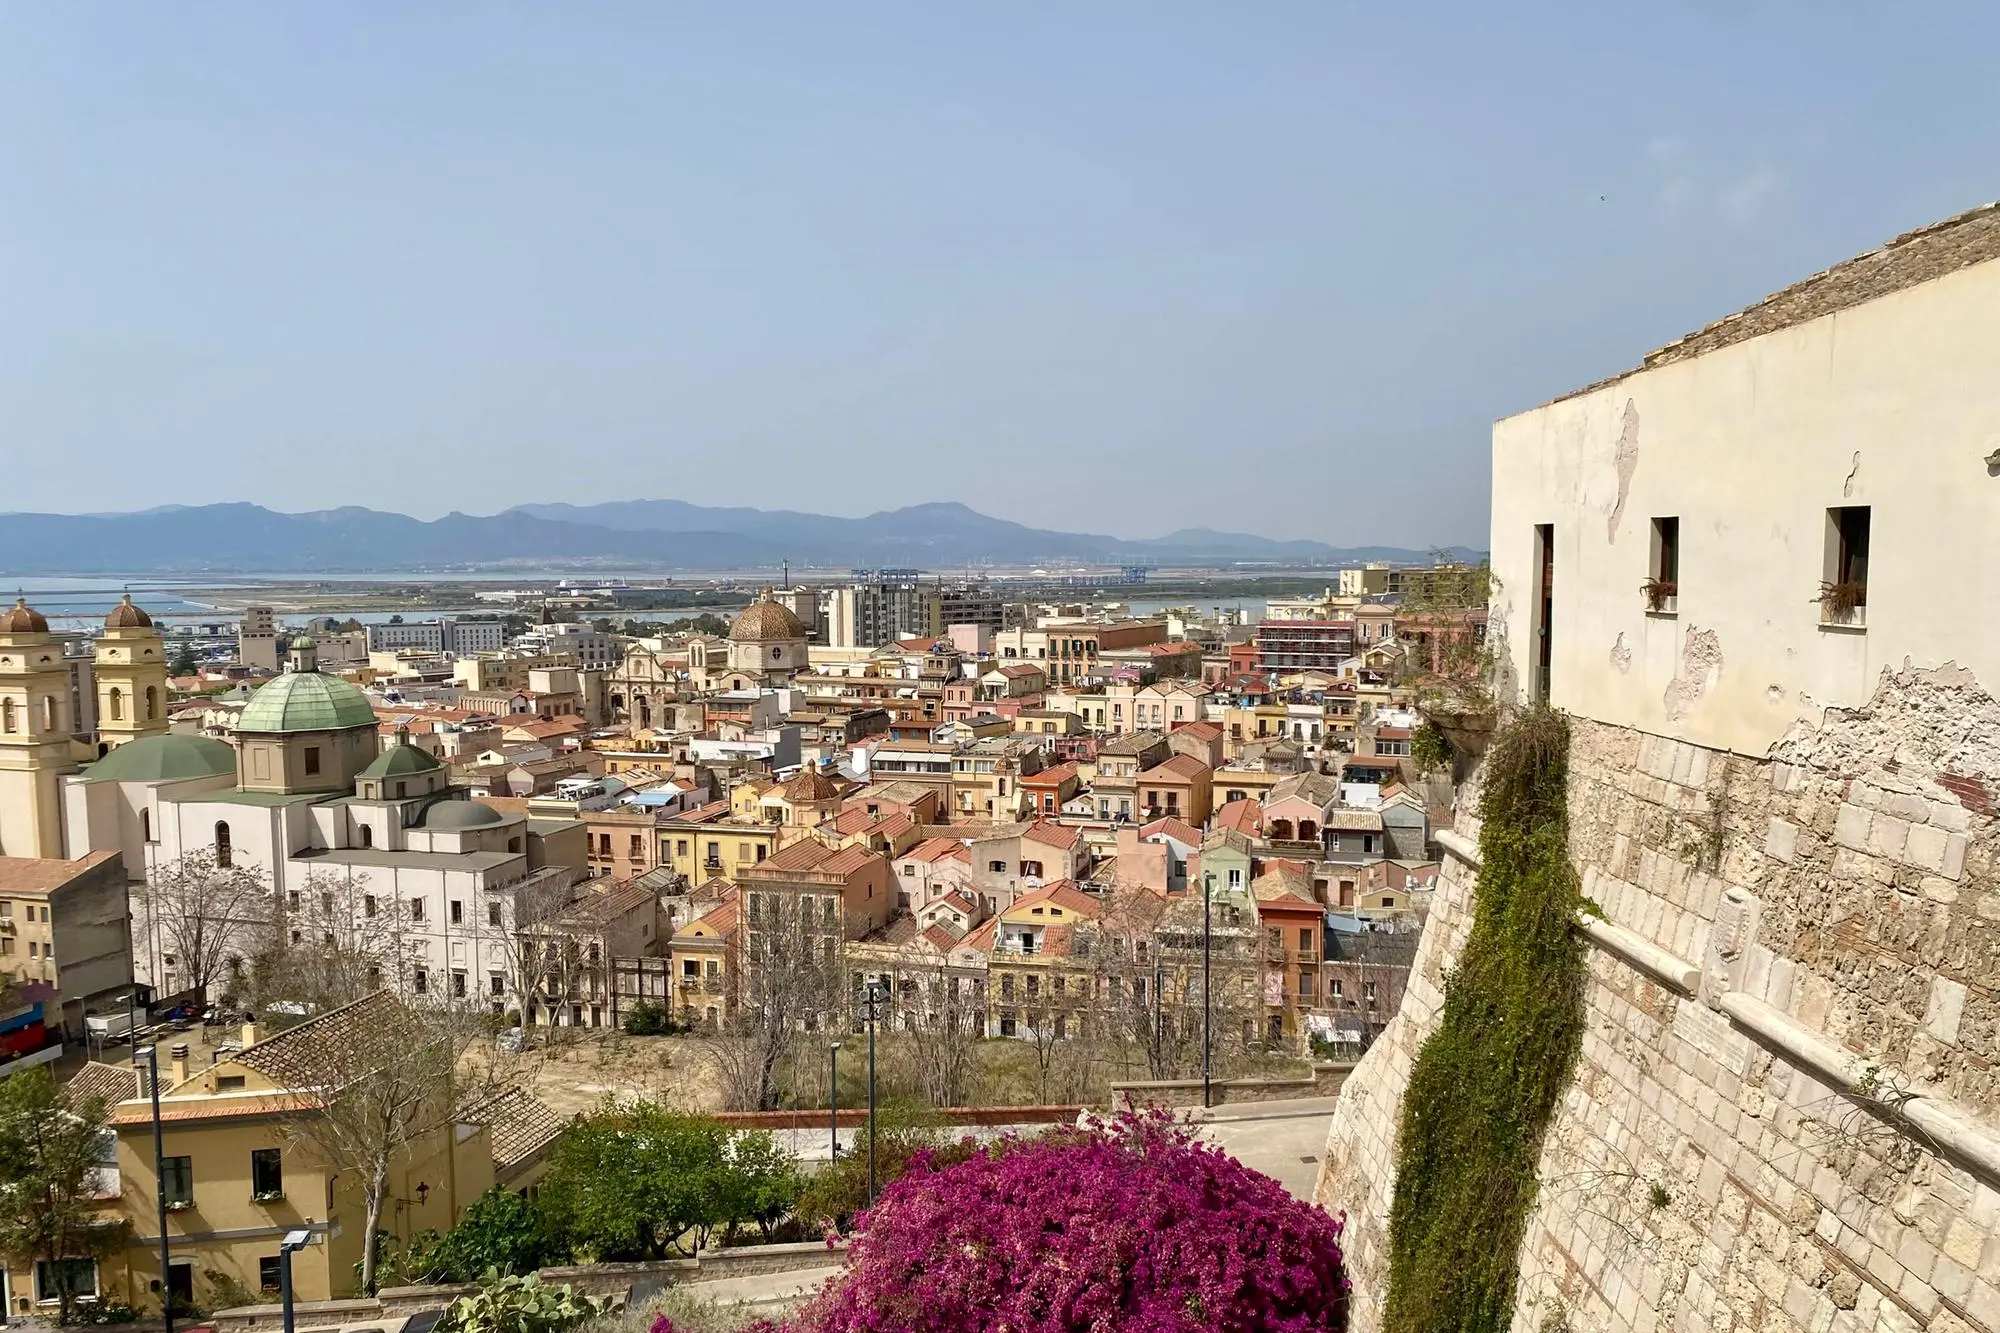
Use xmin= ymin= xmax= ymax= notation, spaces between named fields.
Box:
xmin=488 ymin=902 xmax=502 ymax=927
xmin=1000 ymin=974 xmax=1015 ymax=1000
xmin=490 ymin=973 xmax=505 ymax=996
xmin=676 ymin=839 xmax=689 ymax=857
xmin=413 ymin=968 xmax=429 ymax=994
xmin=1822 ymin=505 xmax=1871 ymax=624
xmin=1299 ymin=928 xmax=1314 ymax=954
xmin=214 ymin=821 xmax=232 ymax=868
xmin=1381 ymin=896 xmax=1395 ymax=908
xmin=363 ymin=894 xmax=378 ymax=918
xmin=452 ymin=970 xmax=467 ymax=998
xmin=359 ymin=824 xmax=373 ymax=848
xmin=988 ymin=860 xmax=1006 ymax=873
xmin=1364 ymin=981 xmax=1378 ymax=1006
xmin=410 ymin=898 xmax=426 ymax=922
xmin=258 ymin=1256 xmax=282 ymax=1292
xmin=145 ymin=685 xmax=158 ymax=720
xmin=1227 ymin=867 xmax=1243 ymax=888
xmin=108 ymin=687 xmax=124 ymax=721
xmin=216 ymin=1075 xmax=245 ymax=1091
xmin=450 ymin=900 xmax=463 ymax=925
xmin=304 ymin=746 xmax=321 ymax=776
xmin=141 ymin=808 xmax=152 ymax=842
xmin=1330 ymin=979 xmax=1343 ymax=998
xmin=251 ymin=1148 xmax=283 ymax=1200
xmin=161 ymin=1155 xmax=193 ymax=1209
xmin=1647 ymin=516 xmax=1680 ymax=611
xmin=37 ymin=1259 xmax=96 ymax=1305
xmin=0 ymin=699 xmax=12 ymax=733
xmin=1298 ymin=972 xmax=1313 ymax=999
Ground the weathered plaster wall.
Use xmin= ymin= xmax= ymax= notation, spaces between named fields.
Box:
xmin=1318 ymin=662 xmax=2000 ymax=1333
xmin=1488 ymin=254 xmax=2000 ymax=758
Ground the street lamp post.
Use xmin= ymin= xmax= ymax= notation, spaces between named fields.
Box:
xmin=1202 ymin=871 xmax=1213 ymax=1110
xmin=863 ymin=978 xmax=887 ymax=1205
xmin=133 ymin=1046 xmax=172 ymax=1333
xmin=278 ymin=1228 xmax=312 ymax=1333
xmin=828 ymin=1042 xmax=841 ymax=1163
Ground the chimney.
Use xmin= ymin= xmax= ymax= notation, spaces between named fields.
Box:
xmin=169 ymin=1043 xmax=189 ymax=1087
xmin=241 ymin=1021 xmax=261 ymax=1048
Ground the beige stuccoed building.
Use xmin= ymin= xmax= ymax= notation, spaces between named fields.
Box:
xmin=1320 ymin=203 xmax=2000 ymax=1333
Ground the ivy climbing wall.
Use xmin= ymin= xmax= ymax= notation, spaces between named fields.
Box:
xmin=1319 ymin=664 xmax=2000 ymax=1333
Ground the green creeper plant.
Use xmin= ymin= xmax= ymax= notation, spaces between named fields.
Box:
xmin=1383 ymin=705 xmax=1586 ymax=1333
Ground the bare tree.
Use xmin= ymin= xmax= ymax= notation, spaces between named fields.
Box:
xmin=483 ymin=871 xmax=588 ymax=1034
xmin=137 ymin=851 xmax=275 ymax=1002
xmin=1081 ymin=888 xmax=1261 ymax=1082
xmin=905 ymin=964 xmax=982 ymax=1108
xmin=273 ymin=992 xmax=528 ymax=1293
xmin=248 ymin=867 xmax=417 ymax=1015
xmin=708 ymin=898 xmax=841 ymax=1113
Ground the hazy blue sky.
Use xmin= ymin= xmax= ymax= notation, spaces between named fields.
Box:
xmin=4 ymin=4 xmax=1996 ymax=546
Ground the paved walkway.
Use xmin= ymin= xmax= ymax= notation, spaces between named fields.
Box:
xmin=675 ymin=1264 xmax=843 ymax=1308
xmin=1192 ymin=1096 xmax=1340 ymax=1200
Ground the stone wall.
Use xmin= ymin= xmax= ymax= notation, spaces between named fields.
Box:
xmin=1318 ymin=664 xmax=2000 ymax=1333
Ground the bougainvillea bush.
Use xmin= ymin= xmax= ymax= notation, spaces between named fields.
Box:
xmin=654 ymin=1110 xmax=1348 ymax=1333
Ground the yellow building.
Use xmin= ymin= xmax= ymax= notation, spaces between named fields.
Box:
xmin=667 ymin=895 xmax=737 ymax=1026
xmin=93 ymin=597 xmax=169 ymax=757
xmin=97 ymin=994 xmax=559 ymax=1311
xmin=0 ymin=600 xmax=74 ymax=859
xmin=657 ymin=807 xmax=781 ymax=883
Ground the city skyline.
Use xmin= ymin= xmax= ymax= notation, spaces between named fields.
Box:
xmin=7 ymin=4 xmax=2000 ymax=545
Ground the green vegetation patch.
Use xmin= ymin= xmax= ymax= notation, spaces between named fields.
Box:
xmin=1383 ymin=706 xmax=1586 ymax=1333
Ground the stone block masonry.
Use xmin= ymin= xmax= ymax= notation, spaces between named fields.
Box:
xmin=1318 ymin=663 xmax=2000 ymax=1333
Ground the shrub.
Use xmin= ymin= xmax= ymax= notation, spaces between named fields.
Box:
xmin=440 ymin=1271 xmax=611 ymax=1333
xmin=1383 ymin=705 xmax=1585 ymax=1333
xmin=406 ymin=1185 xmax=562 ymax=1282
xmin=789 ymin=1109 xmax=1348 ymax=1332
xmin=622 ymin=999 xmax=676 ymax=1037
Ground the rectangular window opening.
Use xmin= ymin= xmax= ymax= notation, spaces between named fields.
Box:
xmin=1822 ymin=506 xmax=1870 ymax=626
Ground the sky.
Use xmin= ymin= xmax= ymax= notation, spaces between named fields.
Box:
xmin=3 ymin=4 xmax=1998 ymax=548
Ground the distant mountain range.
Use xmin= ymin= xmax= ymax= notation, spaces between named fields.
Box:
xmin=0 ymin=500 xmax=1479 ymax=575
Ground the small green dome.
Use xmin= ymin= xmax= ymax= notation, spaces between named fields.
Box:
xmin=238 ymin=669 xmax=376 ymax=734
xmin=83 ymin=734 xmax=236 ymax=785
xmin=422 ymin=800 xmax=505 ymax=829
xmin=359 ymin=741 xmax=443 ymax=780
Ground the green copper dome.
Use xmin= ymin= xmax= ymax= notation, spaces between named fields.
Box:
xmin=238 ymin=669 xmax=376 ymax=734
xmin=83 ymin=734 xmax=236 ymax=785
xmin=359 ymin=740 xmax=443 ymax=779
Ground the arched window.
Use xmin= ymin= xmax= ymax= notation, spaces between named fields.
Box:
xmin=214 ymin=821 xmax=233 ymax=869
xmin=144 ymin=686 xmax=158 ymax=720
xmin=42 ymin=696 xmax=57 ymax=732
xmin=140 ymin=808 xmax=152 ymax=843
xmin=107 ymin=687 xmax=124 ymax=722
xmin=359 ymin=825 xmax=374 ymax=849
xmin=1 ymin=699 xmax=13 ymax=733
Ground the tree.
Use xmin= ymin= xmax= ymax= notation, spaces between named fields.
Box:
xmin=250 ymin=866 xmax=415 ymax=1015
xmin=1081 ymin=887 xmax=1260 ymax=1083
xmin=710 ymin=1130 xmax=803 ymax=1244
xmin=0 ymin=1069 xmax=127 ymax=1324
xmin=707 ymin=897 xmax=842 ymax=1113
xmin=169 ymin=644 xmax=199 ymax=677
xmin=279 ymin=993 xmax=524 ymax=1293
xmin=903 ymin=964 xmax=980 ymax=1109
xmin=537 ymin=1101 xmax=790 ymax=1260
xmin=138 ymin=850 xmax=276 ymax=1002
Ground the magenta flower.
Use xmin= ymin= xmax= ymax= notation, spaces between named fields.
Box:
xmin=782 ymin=1109 xmax=1349 ymax=1333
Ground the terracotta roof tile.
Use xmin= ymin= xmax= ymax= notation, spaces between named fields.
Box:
xmin=1022 ymin=820 xmax=1081 ymax=851
xmin=469 ymin=1086 xmax=568 ymax=1172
